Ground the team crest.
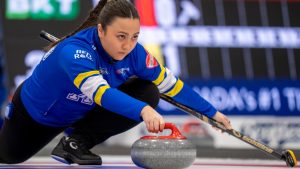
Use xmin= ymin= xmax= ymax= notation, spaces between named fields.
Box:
xmin=145 ymin=50 xmax=158 ymax=69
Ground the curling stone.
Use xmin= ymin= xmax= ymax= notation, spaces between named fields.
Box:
xmin=131 ymin=123 xmax=196 ymax=169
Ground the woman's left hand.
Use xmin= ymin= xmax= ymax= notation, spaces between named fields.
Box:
xmin=212 ymin=111 xmax=232 ymax=130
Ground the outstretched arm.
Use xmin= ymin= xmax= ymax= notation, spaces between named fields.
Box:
xmin=134 ymin=44 xmax=232 ymax=129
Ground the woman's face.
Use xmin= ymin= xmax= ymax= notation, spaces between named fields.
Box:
xmin=98 ymin=17 xmax=140 ymax=61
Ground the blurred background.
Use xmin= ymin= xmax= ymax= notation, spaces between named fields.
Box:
xmin=0 ymin=0 xmax=299 ymax=159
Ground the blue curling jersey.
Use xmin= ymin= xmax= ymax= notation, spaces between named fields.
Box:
xmin=20 ymin=27 xmax=217 ymax=127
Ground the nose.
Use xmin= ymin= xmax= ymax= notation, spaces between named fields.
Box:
xmin=122 ymin=39 xmax=134 ymax=51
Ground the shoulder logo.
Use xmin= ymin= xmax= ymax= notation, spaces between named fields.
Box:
xmin=145 ymin=50 xmax=158 ymax=69
xmin=74 ymin=50 xmax=93 ymax=61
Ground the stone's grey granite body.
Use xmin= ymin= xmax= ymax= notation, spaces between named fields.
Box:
xmin=131 ymin=139 xmax=196 ymax=169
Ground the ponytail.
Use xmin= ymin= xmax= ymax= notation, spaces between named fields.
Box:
xmin=46 ymin=0 xmax=108 ymax=50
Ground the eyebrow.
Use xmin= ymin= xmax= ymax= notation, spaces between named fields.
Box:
xmin=118 ymin=31 xmax=140 ymax=35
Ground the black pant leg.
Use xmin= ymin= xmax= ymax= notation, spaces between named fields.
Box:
xmin=0 ymin=84 xmax=64 ymax=164
xmin=70 ymin=78 xmax=160 ymax=149
xmin=117 ymin=78 xmax=160 ymax=109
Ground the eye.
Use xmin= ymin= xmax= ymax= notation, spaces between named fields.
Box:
xmin=117 ymin=35 xmax=126 ymax=40
xmin=132 ymin=35 xmax=139 ymax=40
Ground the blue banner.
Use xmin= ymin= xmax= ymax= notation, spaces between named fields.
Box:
xmin=157 ymin=79 xmax=300 ymax=116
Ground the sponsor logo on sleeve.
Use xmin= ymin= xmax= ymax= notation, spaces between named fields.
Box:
xmin=145 ymin=50 xmax=158 ymax=69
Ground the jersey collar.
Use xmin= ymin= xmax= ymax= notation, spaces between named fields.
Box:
xmin=93 ymin=28 xmax=116 ymax=64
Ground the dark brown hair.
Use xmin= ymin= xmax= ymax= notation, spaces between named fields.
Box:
xmin=48 ymin=0 xmax=139 ymax=49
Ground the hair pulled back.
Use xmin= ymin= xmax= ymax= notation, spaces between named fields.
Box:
xmin=48 ymin=0 xmax=139 ymax=49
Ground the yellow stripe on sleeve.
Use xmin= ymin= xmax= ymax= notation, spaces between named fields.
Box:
xmin=94 ymin=85 xmax=110 ymax=105
xmin=73 ymin=71 xmax=100 ymax=88
xmin=152 ymin=65 xmax=166 ymax=85
xmin=165 ymin=79 xmax=184 ymax=97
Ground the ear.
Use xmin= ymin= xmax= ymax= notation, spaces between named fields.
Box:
xmin=97 ymin=24 xmax=104 ymax=37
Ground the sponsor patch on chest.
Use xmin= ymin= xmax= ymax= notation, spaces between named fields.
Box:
xmin=116 ymin=67 xmax=130 ymax=76
xmin=99 ymin=67 xmax=109 ymax=75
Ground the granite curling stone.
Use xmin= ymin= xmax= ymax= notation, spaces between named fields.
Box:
xmin=131 ymin=123 xmax=196 ymax=169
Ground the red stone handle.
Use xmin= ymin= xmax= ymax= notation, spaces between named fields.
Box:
xmin=141 ymin=123 xmax=186 ymax=139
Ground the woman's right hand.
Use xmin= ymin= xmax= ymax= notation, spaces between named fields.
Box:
xmin=140 ymin=105 xmax=165 ymax=133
